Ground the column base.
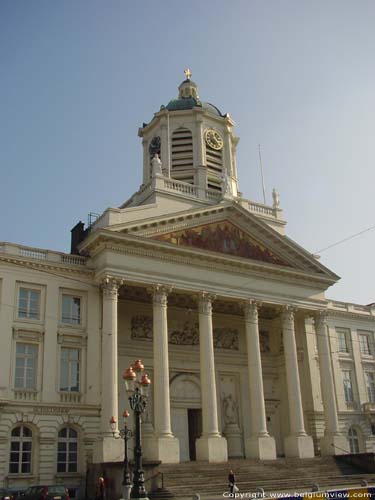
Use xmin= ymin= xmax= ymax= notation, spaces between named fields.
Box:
xmin=320 ymin=434 xmax=348 ymax=456
xmin=196 ymin=435 xmax=228 ymax=462
xmin=284 ymin=434 xmax=315 ymax=458
xmin=92 ymin=435 xmax=124 ymax=463
xmin=145 ymin=435 xmax=180 ymax=463
xmin=245 ymin=435 xmax=277 ymax=460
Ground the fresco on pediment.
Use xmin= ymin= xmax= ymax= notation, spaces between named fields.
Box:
xmin=153 ymin=221 xmax=288 ymax=266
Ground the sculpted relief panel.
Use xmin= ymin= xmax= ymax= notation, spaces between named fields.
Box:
xmin=131 ymin=316 xmax=239 ymax=350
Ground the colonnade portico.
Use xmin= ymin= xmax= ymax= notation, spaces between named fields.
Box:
xmin=93 ymin=275 xmax=346 ymax=464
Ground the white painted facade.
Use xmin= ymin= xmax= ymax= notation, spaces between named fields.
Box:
xmin=1 ymin=74 xmax=375 ymax=494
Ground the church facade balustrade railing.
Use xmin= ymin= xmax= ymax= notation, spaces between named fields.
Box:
xmin=164 ymin=177 xmax=197 ymax=196
xmin=0 ymin=242 xmax=86 ymax=266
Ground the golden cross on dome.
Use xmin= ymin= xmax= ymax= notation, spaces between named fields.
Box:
xmin=184 ymin=68 xmax=192 ymax=80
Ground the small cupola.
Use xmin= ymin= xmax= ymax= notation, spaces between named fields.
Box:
xmin=178 ymin=68 xmax=199 ymax=99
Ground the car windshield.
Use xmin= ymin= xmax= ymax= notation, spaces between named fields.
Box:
xmin=47 ymin=487 xmax=65 ymax=495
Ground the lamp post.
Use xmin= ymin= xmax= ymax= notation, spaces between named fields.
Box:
xmin=110 ymin=411 xmax=132 ymax=500
xmin=123 ymin=359 xmax=151 ymax=500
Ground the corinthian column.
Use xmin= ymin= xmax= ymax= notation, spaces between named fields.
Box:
xmin=196 ymin=292 xmax=228 ymax=462
xmin=93 ymin=277 xmax=123 ymax=463
xmin=243 ymin=301 xmax=276 ymax=459
xmin=315 ymin=311 xmax=347 ymax=455
xmin=147 ymin=285 xmax=180 ymax=463
xmin=282 ymin=306 xmax=314 ymax=458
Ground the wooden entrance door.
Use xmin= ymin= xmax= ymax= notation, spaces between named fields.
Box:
xmin=188 ymin=409 xmax=202 ymax=461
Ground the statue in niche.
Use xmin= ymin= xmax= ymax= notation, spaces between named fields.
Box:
xmin=222 ymin=393 xmax=238 ymax=425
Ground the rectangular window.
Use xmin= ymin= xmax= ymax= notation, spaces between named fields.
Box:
xmin=359 ymin=333 xmax=371 ymax=356
xmin=18 ymin=288 xmax=40 ymax=320
xmin=366 ymin=372 xmax=375 ymax=403
xmin=337 ymin=328 xmax=349 ymax=353
xmin=62 ymin=295 xmax=81 ymax=325
xmin=60 ymin=348 xmax=80 ymax=392
xmin=15 ymin=343 xmax=38 ymax=390
xmin=343 ymin=370 xmax=354 ymax=403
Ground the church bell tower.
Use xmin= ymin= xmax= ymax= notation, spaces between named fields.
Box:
xmin=137 ymin=69 xmax=239 ymax=202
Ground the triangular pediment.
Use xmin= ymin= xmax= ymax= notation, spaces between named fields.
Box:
xmin=98 ymin=200 xmax=338 ymax=281
xmin=152 ymin=220 xmax=290 ymax=267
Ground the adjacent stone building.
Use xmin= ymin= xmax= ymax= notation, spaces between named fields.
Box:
xmin=1 ymin=72 xmax=375 ymax=496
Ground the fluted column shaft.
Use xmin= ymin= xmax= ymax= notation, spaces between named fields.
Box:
xmin=244 ymin=301 xmax=269 ymax=437
xmin=153 ymin=285 xmax=173 ymax=437
xmin=282 ymin=307 xmax=307 ymax=436
xmin=101 ymin=278 xmax=121 ymax=435
xmin=315 ymin=312 xmax=340 ymax=435
xmin=198 ymin=293 xmax=220 ymax=436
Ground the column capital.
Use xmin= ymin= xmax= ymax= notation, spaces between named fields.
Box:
xmin=314 ymin=309 xmax=328 ymax=328
xmin=101 ymin=276 xmax=123 ymax=300
xmin=282 ymin=305 xmax=298 ymax=323
xmin=242 ymin=300 xmax=262 ymax=322
xmin=149 ymin=284 xmax=172 ymax=306
xmin=196 ymin=292 xmax=216 ymax=315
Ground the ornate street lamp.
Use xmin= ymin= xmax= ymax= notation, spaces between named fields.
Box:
xmin=123 ymin=360 xmax=151 ymax=500
xmin=110 ymin=411 xmax=132 ymax=500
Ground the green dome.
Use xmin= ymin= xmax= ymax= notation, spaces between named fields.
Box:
xmin=164 ymin=98 xmax=223 ymax=116
xmin=161 ymin=72 xmax=224 ymax=116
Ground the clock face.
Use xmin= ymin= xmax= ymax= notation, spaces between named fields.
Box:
xmin=204 ymin=129 xmax=223 ymax=151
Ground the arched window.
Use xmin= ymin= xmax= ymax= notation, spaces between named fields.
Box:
xmin=348 ymin=426 xmax=360 ymax=453
xmin=57 ymin=427 xmax=78 ymax=473
xmin=9 ymin=425 xmax=32 ymax=474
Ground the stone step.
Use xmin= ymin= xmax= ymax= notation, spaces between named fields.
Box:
xmin=155 ymin=457 xmax=372 ymax=497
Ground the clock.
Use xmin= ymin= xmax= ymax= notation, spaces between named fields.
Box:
xmin=204 ymin=129 xmax=223 ymax=151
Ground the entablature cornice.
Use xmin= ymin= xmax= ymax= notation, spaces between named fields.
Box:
xmin=0 ymin=255 xmax=94 ymax=279
xmin=326 ymin=309 xmax=375 ymax=322
xmin=88 ymin=232 xmax=336 ymax=294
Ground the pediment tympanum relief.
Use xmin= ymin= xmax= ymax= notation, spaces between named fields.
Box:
xmin=152 ymin=220 xmax=289 ymax=266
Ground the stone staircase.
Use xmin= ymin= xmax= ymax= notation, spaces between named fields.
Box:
xmin=157 ymin=457 xmax=375 ymax=498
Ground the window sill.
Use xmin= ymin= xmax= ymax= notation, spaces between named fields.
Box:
xmin=55 ymin=472 xmax=82 ymax=478
xmin=7 ymin=473 xmax=35 ymax=478
xmin=58 ymin=324 xmax=86 ymax=332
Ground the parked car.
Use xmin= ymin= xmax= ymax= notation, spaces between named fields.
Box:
xmin=8 ymin=488 xmax=27 ymax=500
xmin=0 ymin=489 xmax=12 ymax=500
xmin=14 ymin=486 xmax=69 ymax=500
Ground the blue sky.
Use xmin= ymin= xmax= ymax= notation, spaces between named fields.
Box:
xmin=1 ymin=0 xmax=374 ymax=304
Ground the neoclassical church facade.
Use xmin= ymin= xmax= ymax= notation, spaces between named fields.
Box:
xmin=1 ymin=72 xmax=375 ymax=495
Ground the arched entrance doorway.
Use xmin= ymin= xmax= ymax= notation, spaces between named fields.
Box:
xmin=170 ymin=373 xmax=202 ymax=461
